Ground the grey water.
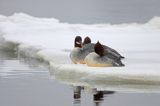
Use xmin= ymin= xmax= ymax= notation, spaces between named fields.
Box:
xmin=0 ymin=51 xmax=160 ymax=106
xmin=0 ymin=0 xmax=160 ymax=24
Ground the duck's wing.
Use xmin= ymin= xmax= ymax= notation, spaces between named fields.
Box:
xmin=104 ymin=48 xmax=120 ymax=60
xmin=103 ymin=49 xmax=124 ymax=66
xmin=103 ymin=45 xmax=124 ymax=58
xmin=105 ymin=55 xmax=124 ymax=66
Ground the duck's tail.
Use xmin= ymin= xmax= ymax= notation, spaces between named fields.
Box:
xmin=117 ymin=60 xmax=125 ymax=67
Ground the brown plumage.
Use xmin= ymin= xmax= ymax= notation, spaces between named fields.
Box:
xmin=74 ymin=36 xmax=82 ymax=48
xmin=83 ymin=36 xmax=91 ymax=45
xmin=94 ymin=41 xmax=105 ymax=57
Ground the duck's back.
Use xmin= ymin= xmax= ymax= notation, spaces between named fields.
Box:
xmin=82 ymin=43 xmax=95 ymax=52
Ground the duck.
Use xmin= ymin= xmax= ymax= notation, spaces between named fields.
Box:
xmin=70 ymin=36 xmax=93 ymax=64
xmin=82 ymin=36 xmax=125 ymax=60
xmin=85 ymin=41 xmax=124 ymax=67
xmin=70 ymin=36 xmax=124 ymax=64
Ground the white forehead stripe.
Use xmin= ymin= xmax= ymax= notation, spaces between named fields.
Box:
xmin=76 ymin=41 xmax=81 ymax=45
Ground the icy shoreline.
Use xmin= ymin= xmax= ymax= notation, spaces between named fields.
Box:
xmin=1 ymin=13 xmax=160 ymax=92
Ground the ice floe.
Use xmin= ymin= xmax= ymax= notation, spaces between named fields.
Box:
xmin=0 ymin=13 xmax=160 ymax=92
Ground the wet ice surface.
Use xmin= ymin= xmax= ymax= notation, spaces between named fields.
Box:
xmin=0 ymin=51 xmax=160 ymax=106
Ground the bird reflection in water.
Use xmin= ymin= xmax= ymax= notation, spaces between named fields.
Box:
xmin=73 ymin=86 xmax=115 ymax=106
xmin=94 ymin=90 xmax=115 ymax=106
xmin=73 ymin=86 xmax=82 ymax=106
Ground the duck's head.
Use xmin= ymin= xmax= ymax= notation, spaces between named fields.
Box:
xmin=74 ymin=36 xmax=82 ymax=48
xmin=83 ymin=36 xmax=91 ymax=45
xmin=94 ymin=41 xmax=105 ymax=57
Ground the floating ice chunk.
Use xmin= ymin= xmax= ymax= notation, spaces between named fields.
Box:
xmin=0 ymin=13 xmax=160 ymax=92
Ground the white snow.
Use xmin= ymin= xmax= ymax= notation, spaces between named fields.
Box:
xmin=0 ymin=13 xmax=160 ymax=92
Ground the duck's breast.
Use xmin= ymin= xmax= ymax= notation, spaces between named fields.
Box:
xmin=70 ymin=48 xmax=87 ymax=64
